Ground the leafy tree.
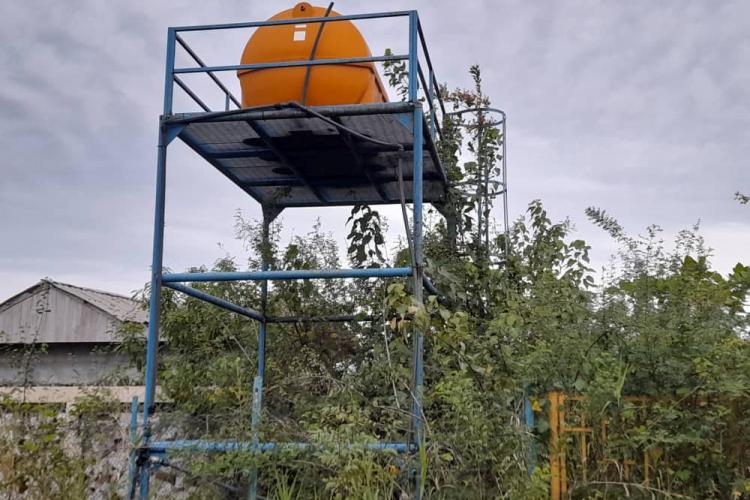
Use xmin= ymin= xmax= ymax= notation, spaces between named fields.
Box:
xmin=117 ymin=67 xmax=750 ymax=498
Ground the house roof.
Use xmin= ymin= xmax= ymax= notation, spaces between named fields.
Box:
xmin=49 ymin=281 xmax=148 ymax=324
xmin=0 ymin=279 xmax=148 ymax=325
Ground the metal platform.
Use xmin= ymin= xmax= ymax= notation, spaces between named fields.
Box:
xmin=164 ymin=102 xmax=447 ymax=208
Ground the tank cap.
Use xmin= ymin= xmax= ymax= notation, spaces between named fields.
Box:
xmin=293 ymin=2 xmax=313 ymax=17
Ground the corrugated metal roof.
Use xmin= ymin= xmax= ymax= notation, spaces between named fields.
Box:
xmin=48 ymin=281 xmax=147 ymax=324
xmin=0 ymin=280 xmax=148 ymax=344
xmin=0 ymin=279 xmax=147 ymax=325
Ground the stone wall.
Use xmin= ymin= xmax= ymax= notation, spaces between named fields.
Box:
xmin=0 ymin=389 xmax=185 ymax=499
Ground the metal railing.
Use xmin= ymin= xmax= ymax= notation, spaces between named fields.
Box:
xmin=163 ymin=10 xmax=446 ymax=142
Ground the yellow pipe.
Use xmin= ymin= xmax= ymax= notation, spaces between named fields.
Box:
xmin=549 ymin=391 xmax=561 ymax=500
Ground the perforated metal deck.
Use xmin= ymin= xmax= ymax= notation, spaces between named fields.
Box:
xmin=163 ymin=102 xmax=447 ymax=208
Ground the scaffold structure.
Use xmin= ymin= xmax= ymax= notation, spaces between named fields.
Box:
xmin=127 ymin=8 xmax=505 ymax=499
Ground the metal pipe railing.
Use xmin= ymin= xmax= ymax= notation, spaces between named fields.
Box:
xmin=165 ymin=9 xmax=446 ymax=142
xmin=171 ymin=11 xmax=413 ymax=32
xmin=146 ymin=440 xmax=409 ymax=453
xmin=175 ymin=33 xmax=242 ymax=109
xmin=172 ymin=54 xmax=408 ymax=74
xmin=417 ymin=20 xmax=446 ymax=116
xmin=173 ymin=75 xmax=211 ymax=112
xmin=163 ymin=267 xmax=413 ymax=283
xmin=418 ymin=63 xmax=442 ymax=139
xmin=162 ymin=102 xmax=416 ymax=124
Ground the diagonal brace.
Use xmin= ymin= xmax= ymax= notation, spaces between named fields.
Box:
xmin=164 ymin=282 xmax=264 ymax=322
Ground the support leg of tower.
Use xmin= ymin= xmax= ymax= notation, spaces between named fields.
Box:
xmin=133 ymin=123 xmax=171 ymax=499
xmin=249 ymin=206 xmax=280 ymax=499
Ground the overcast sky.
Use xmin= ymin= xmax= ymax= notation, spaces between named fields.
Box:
xmin=1 ymin=0 xmax=748 ymax=302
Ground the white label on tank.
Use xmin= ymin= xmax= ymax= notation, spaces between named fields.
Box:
xmin=293 ymin=25 xmax=306 ymax=41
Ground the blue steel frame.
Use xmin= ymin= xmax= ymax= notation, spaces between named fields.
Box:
xmin=131 ymin=10 xmax=443 ymax=499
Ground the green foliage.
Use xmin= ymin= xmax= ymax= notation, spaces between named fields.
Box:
xmin=382 ymin=48 xmax=409 ymax=102
xmin=0 ymin=391 xmax=122 ymax=499
xmin=433 ymin=65 xmax=506 ymax=265
xmin=110 ymin=66 xmax=747 ymax=497
xmin=347 ymin=204 xmax=386 ymax=268
xmin=554 ymin=210 xmax=750 ymax=497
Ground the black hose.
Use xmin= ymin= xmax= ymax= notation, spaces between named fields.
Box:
xmin=396 ymin=157 xmax=415 ymax=267
xmin=284 ymin=101 xmax=403 ymax=151
xmin=301 ymin=2 xmax=334 ymax=105
xmin=396 ymin=156 xmax=446 ymax=300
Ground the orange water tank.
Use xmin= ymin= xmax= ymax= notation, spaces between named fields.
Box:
xmin=238 ymin=2 xmax=388 ymax=107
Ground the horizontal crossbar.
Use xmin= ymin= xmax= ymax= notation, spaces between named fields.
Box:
xmin=163 ymin=267 xmax=412 ymax=283
xmin=267 ymin=314 xmax=377 ymax=323
xmin=163 ymin=102 xmax=415 ymax=125
xmin=145 ymin=440 xmax=410 ymax=453
xmin=174 ymin=54 xmax=407 ymax=75
xmin=171 ymin=11 xmax=413 ymax=32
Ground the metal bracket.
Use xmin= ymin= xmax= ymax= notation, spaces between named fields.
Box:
xmin=159 ymin=123 xmax=185 ymax=146
xmin=395 ymin=111 xmax=415 ymax=133
xmin=262 ymin=205 xmax=284 ymax=224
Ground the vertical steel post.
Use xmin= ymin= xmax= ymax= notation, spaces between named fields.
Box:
xmin=163 ymin=28 xmax=176 ymax=116
xmin=408 ymin=11 xmax=425 ymax=500
xmin=408 ymin=13 xmax=419 ymax=104
xmin=137 ymin=28 xmax=176 ymax=498
xmin=138 ymin=124 xmax=169 ymax=499
xmin=249 ymin=212 xmax=271 ymax=499
xmin=501 ymin=112 xmax=509 ymax=257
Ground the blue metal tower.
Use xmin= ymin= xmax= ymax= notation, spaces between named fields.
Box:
xmin=128 ymin=9 xmax=447 ymax=499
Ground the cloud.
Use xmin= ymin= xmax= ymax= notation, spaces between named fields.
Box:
xmin=0 ymin=0 xmax=748 ymax=301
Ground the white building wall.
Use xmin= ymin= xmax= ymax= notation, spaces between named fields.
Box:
xmin=0 ymin=286 xmax=122 ymax=344
xmin=0 ymin=344 xmax=137 ymax=386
